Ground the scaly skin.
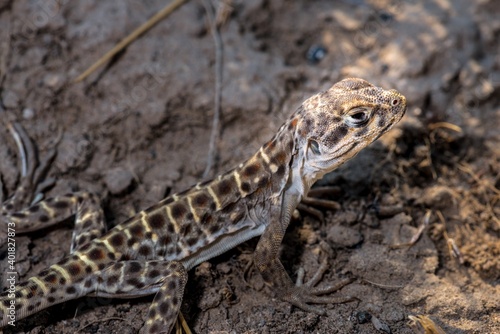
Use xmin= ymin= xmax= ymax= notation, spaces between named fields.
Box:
xmin=1 ymin=78 xmax=406 ymax=333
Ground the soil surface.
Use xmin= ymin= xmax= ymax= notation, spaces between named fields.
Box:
xmin=0 ymin=0 xmax=499 ymax=333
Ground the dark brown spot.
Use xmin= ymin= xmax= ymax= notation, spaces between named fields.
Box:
xmin=148 ymin=270 xmax=161 ymax=279
xmin=276 ymin=165 xmax=286 ymax=177
xmin=130 ymin=224 xmax=145 ymax=237
xmin=159 ymin=301 xmax=170 ymax=315
xmin=273 ymin=151 xmax=288 ymax=165
xmin=241 ymin=182 xmax=251 ymax=193
xmin=98 ymin=263 xmax=106 ymax=270
xmin=327 ymin=125 xmax=348 ymax=146
xmin=129 ymin=262 xmax=142 ymax=273
xmin=127 ymin=278 xmax=143 ymax=288
xmin=29 ymin=205 xmax=40 ymax=213
xmin=171 ymin=203 xmax=187 ymax=220
xmin=215 ymin=179 xmax=232 ymax=196
xmin=77 ymin=235 xmax=88 ymax=247
xmin=138 ymin=245 xmax=152 ymax=257
xmin=167 ymin=223 xmax=175 ymax=233
xmin=84 ymin=279 xmax=93 ymax=288
xmin=107 ymin=275 xmax=119 ymax=285
xmin=12 ymin=212 xmax=27 ymax=219
xmin=201 ymin=214 xmax=213 ymax=225
xmin=88 ymin=248 xmax=105 ymax=261
xmin=193 ymin=193 xmax=210 ymax=206
xmin=39 ymin=269 xmax=50 ymax=277
xmin=174 ymin=245 xmax=182 ymax=255
xmin=148 ymin=213 xmax=166 ymax=229
xmin=150 ymin=324 xmax=160 ymax=333
xmin=172 ymin=296 xmax=179 ymax=306
xmin=186 ymin=212 xmax=194 ymax=221
xmin=109 ymin=233 xmax=125 ymax=247
xmin=67 ymin=263 xmax=82 ymax=276
xmin=39 ymin=214 xmax=50 ymax=223
xmin=168 ymin=280 xmax=177 ymax=291
xmin=44 ymin=274 xmax=57 ymax=284
xmin=85 ymin=265 xmax=92 ymax=273
xmin=59 ymin=277 xmax=67 ymax=285
xmin=159 ymin=235 xmax=172 ymax=246
xmin=47 ymin=296 xmax=56 ymax=304
xmin=66 ymin=286 xmax=76 ymax=294
xmin=242 ymin=163 xmax=260 ymax=178
xmin=127 ymin=237 xmax=138 ymax=247
xmin=108 ymin=252 xmax=116 ymax=261
xmin=258 ymin=177 xmax=269 ymax=188
xmin=27 ymin=304 xmax=36 ymax=312
xmin=221 ymin=202 xmax=237 ymax=214
xmin=186 ymin=238 xmax=197 ymax=247
xmin=53 ymin=200 xmax=70 ymax=209
xmin=79 ymin=243 xmax=91 ymax=252
xmin=209 ymin=225 xmax=220 ymax=234
xmin=82 ymin=219 xmax=92 ymax=229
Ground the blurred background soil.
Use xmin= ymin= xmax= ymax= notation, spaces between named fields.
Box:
xmin=0 ymin=0 xmax=498 ymax=333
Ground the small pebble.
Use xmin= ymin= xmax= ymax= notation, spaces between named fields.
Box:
xmin=306 ymin=44 xmax=327 ymax=64
xmin=356 ymin=310 xmax=372 ymax=324
xmin=327 ymin=224 xmax=363 ymax=247
xmin=2 ymin=90 xmax=19 ymax=108
xmin=103 ymin=168 xmax=135 ymax=195
xmin=22 ymin=108 xmax=35 ymax=120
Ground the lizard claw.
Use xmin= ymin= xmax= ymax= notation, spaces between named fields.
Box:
xmin=283 ymin=278 xmax=356 ymax=315
xmin=283 ymin=259 xmax=356 ymax=314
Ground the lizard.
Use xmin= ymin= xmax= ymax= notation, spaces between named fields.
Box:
xmin=0 ymin=78 xmax=406 ymax=333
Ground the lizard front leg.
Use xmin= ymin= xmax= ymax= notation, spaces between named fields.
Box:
xmin=254 ymin=193 xmax=353 ymax=315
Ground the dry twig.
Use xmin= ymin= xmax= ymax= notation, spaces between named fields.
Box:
xmin=202 ymin=0 xmax=224 ymax=178
xmin=74 ymin=0 xmax=189 ymax=83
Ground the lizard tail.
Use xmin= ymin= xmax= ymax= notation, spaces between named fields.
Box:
xmin=1 ymin=261 xmax=91 ymax=328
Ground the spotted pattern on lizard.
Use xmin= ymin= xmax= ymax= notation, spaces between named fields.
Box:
xmin=0 ymin=78 xmax=406 ymax=333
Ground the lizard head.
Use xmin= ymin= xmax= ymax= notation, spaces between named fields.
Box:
xmin=292 ymin=77 xmax=406 ymax=189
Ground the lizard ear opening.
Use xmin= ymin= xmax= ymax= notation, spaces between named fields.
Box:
xmin=309 ymin=139 xmax=321 ymax=155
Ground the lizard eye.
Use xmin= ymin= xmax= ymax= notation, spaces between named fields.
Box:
xmin=346 ymin=108 xmax=370 ymax=127
xmin=309 ymin=139 xmax=321 ymax=155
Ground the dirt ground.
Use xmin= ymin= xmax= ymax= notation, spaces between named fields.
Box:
xmin=0 ymin=0 xmax=499 ymax=333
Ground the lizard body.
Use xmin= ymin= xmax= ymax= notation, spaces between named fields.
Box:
xmin=0 ymin=78 xmax=406 ymax=333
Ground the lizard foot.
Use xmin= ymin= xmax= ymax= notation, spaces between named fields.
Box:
xmin=285 ymin=259 xmax=355 ymax=315
xmin=297 ymin=186 xmax=342 ymax=222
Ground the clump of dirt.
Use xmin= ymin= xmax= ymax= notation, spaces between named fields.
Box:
xmin=0 ymin=0 xmax=498 ymax=333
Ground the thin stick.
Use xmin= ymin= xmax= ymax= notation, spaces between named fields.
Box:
xmin=73 ymin=0 xmax=189 ymax=83
xmin=202 ymin=0 xmax=223 ymax=178
xmin=428 ymin=122 xmax=463 ymax=133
